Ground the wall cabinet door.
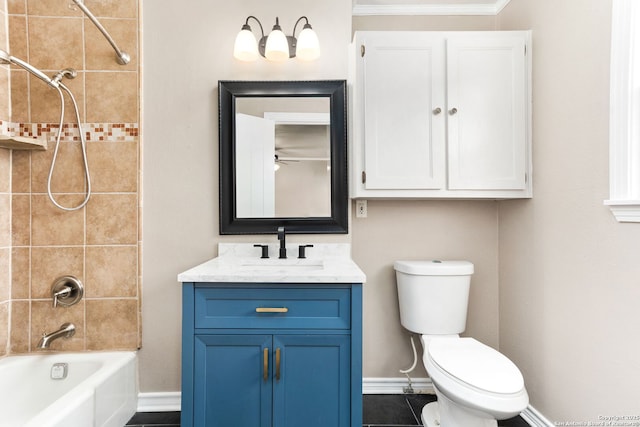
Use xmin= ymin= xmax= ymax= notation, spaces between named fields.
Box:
xmin=446 ymin=34 xmax=527 ymax=191
xmin=360 ymin=32 xmax=446 ymax=190
xmin=193 ymin=334 xmax=351 ymax=427
xmin=351 ymin=31 xmax=532 ymax=199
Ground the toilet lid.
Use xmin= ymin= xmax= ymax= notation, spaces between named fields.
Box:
xmin=428 ymin=338 xmax=524 ymax=394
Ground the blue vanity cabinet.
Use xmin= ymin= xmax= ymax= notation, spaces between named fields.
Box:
xmin=181 ymin=283 xmax=363 ymax=427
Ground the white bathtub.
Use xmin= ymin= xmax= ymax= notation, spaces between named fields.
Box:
xmin=0 ymin=351 xmax=138 ymax=427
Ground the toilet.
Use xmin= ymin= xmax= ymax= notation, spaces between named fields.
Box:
xmin=394 ymin=260 xmax=528 ymax=427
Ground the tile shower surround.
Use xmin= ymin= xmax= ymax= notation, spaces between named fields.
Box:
xmin=0 ymin=0 xmax=141 ymax=356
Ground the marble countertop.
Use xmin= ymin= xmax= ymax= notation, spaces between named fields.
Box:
xmin=178 ymin=243 xmax=366 ymax=284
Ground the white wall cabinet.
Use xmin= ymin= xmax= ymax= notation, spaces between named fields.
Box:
xmin=350 ymin=31 xmax=532 ymax=199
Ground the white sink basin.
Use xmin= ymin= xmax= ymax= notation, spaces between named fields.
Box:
xmin=238 ymin=259 xmax=324 ymax=273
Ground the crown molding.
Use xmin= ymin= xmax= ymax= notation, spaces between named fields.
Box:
xmin=352 ymin=0 xmax=511 ymax=16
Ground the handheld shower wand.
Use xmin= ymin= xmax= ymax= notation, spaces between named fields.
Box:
xmin=0 ymin=49 xmax=59 ymax=88
xmin=0 ymin=50 xmax=91 ymax=211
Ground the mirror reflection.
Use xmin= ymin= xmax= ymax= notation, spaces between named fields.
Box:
xmin=235 ymin=97 xmax=331 ymax=218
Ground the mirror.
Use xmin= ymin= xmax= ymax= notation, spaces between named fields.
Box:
xmin=219 ymin=80 xmax=348 ymax=235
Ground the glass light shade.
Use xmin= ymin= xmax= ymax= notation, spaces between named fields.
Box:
xmin=296 ymin=27 xmax=320 ymax=61
xmin=233 ymin=29 xmax=259 ymax=62
xmin=265 ymin=29 xmax=289 ymax=62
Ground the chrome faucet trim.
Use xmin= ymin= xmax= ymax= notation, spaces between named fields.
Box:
xmin=38 ymin=323 xmax=76 ymax=349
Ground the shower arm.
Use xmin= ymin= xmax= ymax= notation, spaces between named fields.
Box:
xmin=70 ymin=0 xmax=130 ymax=65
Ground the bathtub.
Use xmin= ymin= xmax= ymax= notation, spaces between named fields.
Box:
xmin=0 ymin=351 xmax=138 ymax=427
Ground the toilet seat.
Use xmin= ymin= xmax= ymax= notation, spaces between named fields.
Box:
xmin=423 ymin=337 xmax=529 ymax=419
xmin=428 ymin=337 xmax=524 ymax=394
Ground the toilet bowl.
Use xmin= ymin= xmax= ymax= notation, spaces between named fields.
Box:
xmin=394 ymin=260 xmax=528 ymax=427
xmin=421 ymin=336 xmax=528 ymax=427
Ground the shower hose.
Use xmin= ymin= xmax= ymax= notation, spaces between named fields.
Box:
xmin=48 ymin=82 xmax=91 ymax=211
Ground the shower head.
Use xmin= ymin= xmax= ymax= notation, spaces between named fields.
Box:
xmin=0 ymin=49 xmax=58 ymax=88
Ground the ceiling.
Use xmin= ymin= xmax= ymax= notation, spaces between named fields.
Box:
xmin=352 ymin=0 xmax=511 ymax=15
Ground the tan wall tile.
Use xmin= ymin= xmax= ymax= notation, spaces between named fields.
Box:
xmin=10 ymin=300 xmax=30 ymax=353
xmin=31 ymin=194 xmax=85 ymax=245
xmin=86 ymin=245 xmax=137 ymax=297
xmin=31 ymin=246 xmax=83 ymax=299
xmin=8 ymin=15 xmax=28 ymax=60
xmin=86 ymin=298 xmax=138 ymax=350
xmin=0 ymin=194 xmax=10 ymax=247
xmin=0 ymin=248 xmax=10 ymax=302
xmin=31 ymin=300 xmax=85 ymax=351
xmin=81 ymin=0 xmax=137 ymax=19
xmin=85 ymin=18 xmax=137 ymax=71
xmin=88 ymin=140 xmax=138 ymax=192
xmin=9 ymin=70 xmax=29 ymax=122
xmin=31 ymin=140 xmax=87 ymax=194
xmin=85 ymin=71 xmax=138 ymax=123
xmin=0 ymin=302 xmax=7 ymax=356
xmin=28 ymin=16 xmax=83 ymax=71
xmin=0 ymin=10 xmax=7 ymax=47
xmin=12 ymin=247 xmax=30 ymax=299
xmin=11 ymin=194 xmax=30 ymax=246
xmin=11 ymin=149 xmax=31 ymax=193
xmin=0 ymin=69 xmax=9 ymax=119
xmin=8 ymin=0 xmax=26 ymax=15
xmin=0 ymin=150 xmax=10 ymax=192
xmin=87 ymin=193 xmax=137 ymax=244
xmin=29 ymin=71 xmax=85 ymax=123
xmin=27 ymin=0 xmax=82 ymax=18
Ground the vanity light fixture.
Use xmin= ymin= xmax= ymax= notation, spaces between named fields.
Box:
xmin=233 ymin=16 xmax=320 ymax=62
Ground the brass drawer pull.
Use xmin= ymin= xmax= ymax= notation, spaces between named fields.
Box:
xmin=263 ymin=348 xmax=269 ymax=382
xmin=275 ymin=348 xmax=281 ymax=381
xmin=255 ymin=307 xmax=289 ymax=313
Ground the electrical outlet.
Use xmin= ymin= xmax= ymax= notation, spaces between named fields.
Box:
xmin=356 ymin=200 xmax=367 ymax=218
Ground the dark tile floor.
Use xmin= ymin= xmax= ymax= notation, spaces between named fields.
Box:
xmin=125 ymin=394 xmax=530 ymax=426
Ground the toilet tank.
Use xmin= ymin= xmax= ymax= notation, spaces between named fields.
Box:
xmin=394 ymin=260 xmax=474 ymax=335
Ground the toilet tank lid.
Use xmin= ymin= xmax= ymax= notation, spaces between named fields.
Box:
xmin=394 ymin=260 xmax=474 ymax=276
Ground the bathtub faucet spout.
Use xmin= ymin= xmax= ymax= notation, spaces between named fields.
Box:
xmin=38 ymin=323 xmax=76 ymax=349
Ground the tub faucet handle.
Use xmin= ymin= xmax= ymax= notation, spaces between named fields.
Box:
xmin=51 ymin=276 xmax=84 ymax=308
xmin=53 ymin=285 xmax=72 ymax=308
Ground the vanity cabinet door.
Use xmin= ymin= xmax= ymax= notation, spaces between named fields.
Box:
xmin=193 ymin=334 xmax=272 ymax=427
xmin=272 ymin=334 xmax=351 ymax=427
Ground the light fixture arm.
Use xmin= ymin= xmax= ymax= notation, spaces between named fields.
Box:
xmin=292 ymin=16 xmax=311 ymax=38
xmin=244 ymin=15 xmax=265 ymax=39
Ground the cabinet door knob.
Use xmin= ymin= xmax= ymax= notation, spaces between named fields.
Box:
xmin=433 ymin=107 xmax=442 ymax=115
xmin=449 ymin=108 xmax=458 ymax=115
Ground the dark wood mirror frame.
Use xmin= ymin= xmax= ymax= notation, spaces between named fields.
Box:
xmin=219 ymin=80 xmax=348 ymax=235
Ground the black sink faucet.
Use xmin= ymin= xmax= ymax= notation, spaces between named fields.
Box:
xmin=277 ymin=226 xmax=287 ymax=259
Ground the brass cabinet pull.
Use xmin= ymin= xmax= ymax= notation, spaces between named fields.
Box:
xmin=263 ymin=348 xmax=269 ymax=382
xmin=275 ymin=348 xmax=281 ymax=381
xmin=255 ymin=307 xmax=289 ymax=313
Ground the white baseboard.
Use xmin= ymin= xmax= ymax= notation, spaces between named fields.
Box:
xmin=362 ymin=377 xmax=434 ymax=394
xmin=137 ymin=380 xmax=555 ymax=427
xmin=520 ymin=404 xmax=555 ymax=427
xmin=136 ymin=392 xmax=181 ymax=412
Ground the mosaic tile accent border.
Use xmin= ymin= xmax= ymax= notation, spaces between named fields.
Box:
xmin=0 ymin=120 xmax=139 ymax=142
